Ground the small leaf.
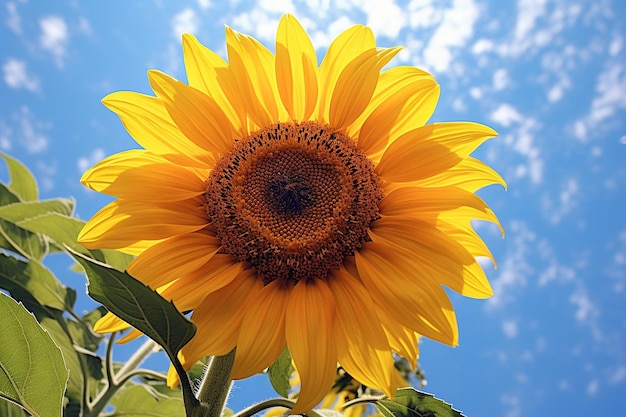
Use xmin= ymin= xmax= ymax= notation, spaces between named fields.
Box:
xmin=0 ymin=153 xmax=38 ymax=202
xmin=0 ymin=293 xmax=68 ymax=417
xmin=108 ymin=384 xmax=185 ymax=417
xmin=0 ymin=184 xmax=20 ymax=206
xmin=0 ymin=199 xmax=74 ymax=223
xmin=0 ymin=218 xmax=47 ymax=260
xmin=0 ymin=253 xmax=70 ymax=311
xmin=375 ymin=388 xmax=465 ymax=417
xmin=18 ymin=213 xmax=133 ymax=270
xmin=0 ymin=399 xmax=29 ymax=417
xmin=69 ymin=249 xmax=196 ymax=358
xmin=268 ymin=347 xmax=294 ymax=398
xmin=37 ymin=315 xmax=85 ymax=411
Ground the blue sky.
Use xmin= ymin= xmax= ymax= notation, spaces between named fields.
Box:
xmin=1 ymin=1 xmax=625 ymax=416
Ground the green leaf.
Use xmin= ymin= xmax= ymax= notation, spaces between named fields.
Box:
xmin=375 ymin=388 xmax=464 ymax=417
xmin=37 ymin=315 xmax=85 ymax=412
xmin=268 ymin=347 xmax=294 ymax=398
xmin=0 ymin=293 xmax=68 ymax=417
xmin=0 ymin=253 xmax=70 ymax=311
xmin=108 ymin=384 xmax=185 ymax=417
xmin=17 ymin=212 xmax=134 ymax=270
xmin=0 ymin=399 xmax=29 ymax=417
xmin=0 ymin=183 xmax=20 ymax=206
xmin=0 ymin=199 xmax=74 ymax=223
xmin=69 ymin=249 xmax=196 ymax=359
xmin=0 ymin=153 xmax=38 ymax=202
xmin=0 ymin=218 xmax=47 ymax=260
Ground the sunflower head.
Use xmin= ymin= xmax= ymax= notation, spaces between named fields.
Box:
xmin=78 ymin=14 xmax=505 ymax=414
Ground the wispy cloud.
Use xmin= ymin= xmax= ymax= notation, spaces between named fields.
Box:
xmin=77 ymin=148 xmax=105 ymax=173
xmin=39 ymin=15 xmax=69 ymax=67
xmin=2 ymin=58 xmax=39 ymax=92
xmin=573 ymin=62 xmax=626 ymax=142
xmin=171 ymin=8 xmax=199 ymax=39
xmin=12 ymin=106 xmax=50 ymax=154
xmin=421 ymin=0 xmax=479 ymax=73
xmin=5 ymin=1 xmax=21 ymax=34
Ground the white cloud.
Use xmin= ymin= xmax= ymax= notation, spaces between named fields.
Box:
xmin=421 ymin=0 xmax=479 ymax=73
xmin=472 ymin=38 xmax=494 ymax=54
xmin=0 ymin=122 xmax=12 ymax=150
xmin=542 ymin=178 xmax=579 ymax=224
xmin=78 ymin=17 xmax=92 ymax=35
xmin=586 ymin=379 xmax=599 ymax=396
xmin=610 ymin=366 xmax=626 ymax=384
xmin=39 ymin=15 xmax=68 ymax=67
xmin=358 ymin=0 xmax=407 ymax=39
xmin=171 ymin=8 xmax=199 ymax=39
xmin=197 ymin=0 xmax=211 ymax=10
xmin=8 ymin=106 xmax=50 ymax=153
xmin=308 ymin=16 xmax=357 ymax=50
xmin=573 ymin=63 xmax=626 ymax=142
xmin=3 ymin=58 xmax=39 ymax=92
xmin=514 ymin=0 xmax=547 ymax=42
xmin=6 ymin=1 xmax=21 ymax=34
xmin=502 ymin=320 xmax=518 ymax=338
xmin=491 ymin=103 xmax=523 ymax=128
xmin=570 ymin=286 xmax=599 ymax=327
xmin=77 ymin=148 xmax=105 ymax=173
xmin=486 ymin=221 xmax=535 ymax=309
xmin=231 ymin=0 xmax=295 ymax=42
xmin=493 ymin=68 xmax=511 ymax=91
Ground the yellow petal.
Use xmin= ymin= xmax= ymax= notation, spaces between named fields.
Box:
xmin=158 ymin=254 xmax=244 ymax=312
xmin=376 ymin=127 xmax=462 ymax=182
xmin=230 ymin=280 xmax=288 ymax=380
xmin=357 ymin=69 xmax=440 ymax=155
xmin=375 ymin=305 xmax=420 ymax=366
xmin=148 ymin=70 xmax=234 ymax=155
xmin=327 ymin=268 xmax=396 ymax=397
xmin=426 ymin=122 xmax=498 ymax=157
xmin=329 ymin=47 xmax=401 ymax=132
xmin=81 ymin=150 xmax=207 ymax=202
xmin=182 ymin=33 xmax=245 ymax=136
xmin=226 ymin=27 xmax=285 ymax=128
xmin=355 ymin=242 xmax=459 ymax=345
xmin=101 ymin=92 xmax=214 ymax=167
xmin=275 ymin=14 xmax=318 ymax=122
xmin=379 ymin=186 xmax=494 ymax=218
xmin=127 ymin=230 xmax=221 ymax=290
xmin=286 ymin=279 xmax=337 ymax=413
xmin=369 ymin=224 xmax=493 ymax=298
xmin=415 ymin=156 xmax=507 ymax=192
xmin=77 ymin=199 xmax=207 ymax=249
xmin=93 ymin=311 xmax=129 ymax=333
xmin=317 ymin=25 xmax=375 ymax=123
xmin=177 ymin=269 xmax=263 ymax=371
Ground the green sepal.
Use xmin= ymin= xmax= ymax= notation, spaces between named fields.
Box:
xmin=375 ymin=388 xmax=465 ymax=417
xmin=267 ymin=347 xmax=294 ymax=398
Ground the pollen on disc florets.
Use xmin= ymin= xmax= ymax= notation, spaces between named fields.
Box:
xmin=205 ymin=121 xmax=383 ymax=285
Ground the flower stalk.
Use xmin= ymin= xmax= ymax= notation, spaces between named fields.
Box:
xmin=196 ymin=348 xmax=236 ymax=417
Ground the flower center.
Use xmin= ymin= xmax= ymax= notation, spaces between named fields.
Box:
xmin=205 ymin=121 xmax=383 ymax=285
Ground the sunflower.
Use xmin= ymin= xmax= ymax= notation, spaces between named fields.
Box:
xmin=78 ymin=14 xmax=504 ymax=413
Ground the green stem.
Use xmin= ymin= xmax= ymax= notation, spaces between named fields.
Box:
xmin=341 ymin=395 xmax=384 ymax=410
xmin=231 ymin=398 xmax=324 ymax=417
xmin=85 ymin=337 xmax=159 ymax=417
xmin=115 ymin=338 xmax=159 ymax=382
xmin=196 ymin=349 xmax=236 ymax=417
